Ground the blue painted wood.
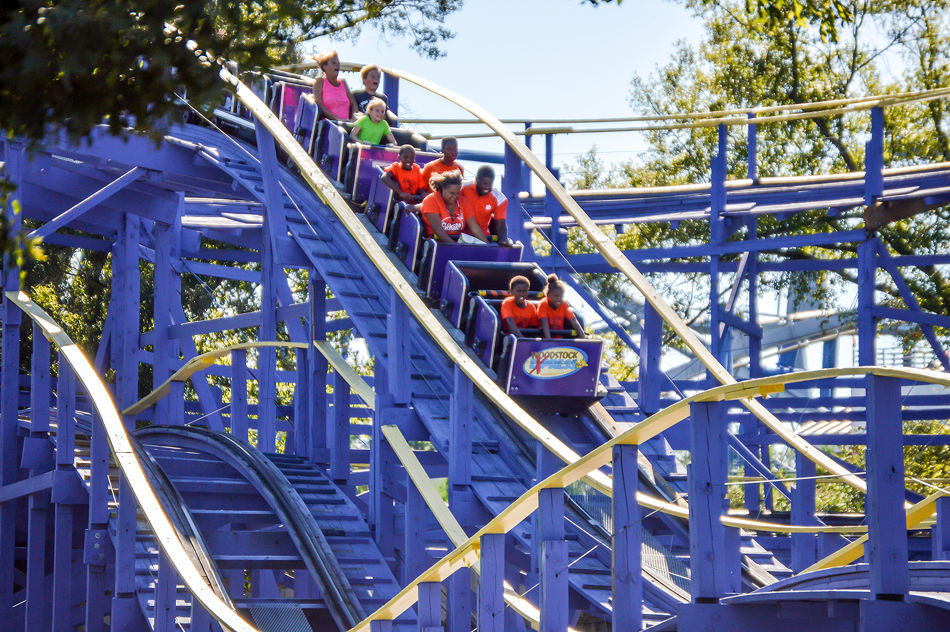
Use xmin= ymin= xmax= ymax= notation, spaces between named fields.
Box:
xmin=538 ymin=488 xmax=567 ymax=632
xmin=747 ymin=114 xmax=757 ymax=180
xmin=478 ymin=533 xmax=505 ymax=632
xmin=293 ymin=349 xmax=308 ymax=457
xmin=330 ymin=370 xmax=351 ymax=482
xmin=446 ymin=567 xmax=472 ymax=632
xmin=230 ymin=349 xmax=248 ymax=441
xmin=502 ymin=145 xmax=525 ymax=246
xmin=154 ymin=554 xmax=176 ymax=631
xmin=934 ymin=497 xmax=950 ymax=561
xmin=404 ymin=478 xmax=428 ymax=584
xmin=791 ymin=451 xmax=817 ymax=572
xmin=372 ymin=366 xmax=397 ymax=558
xmin=449 ymin=366 xmax=472 ymax=488
xmin=639 ymin=303 xmax=662 ymax=414
xmin=612 ymin=443 xmax=642 ymax=631
xmin=689 ymin=400 xmax=737 ymax=600
xmin=866 ymin=374 xmax=908 ymax=597
xmin=383 ymin=73 xmax=399 ymax=117
xmin=309 ymin=276 xmax=329 ymax=462
xmin=25 ymin=323 xmax=51 ymax=631
xmin=418 ymin=581 xmax=442 ymax=631
xmin=52 ymin=358 xmax=76 ymax=632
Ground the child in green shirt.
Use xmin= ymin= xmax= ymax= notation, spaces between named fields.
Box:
xmin=349 ymin=98 xmax=397 ymax=146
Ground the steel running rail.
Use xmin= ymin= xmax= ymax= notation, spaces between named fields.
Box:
xmin=347 ymin=365 xmax=950 ymax=631
xmin=5 ymin=290 xmax=261 ymax=632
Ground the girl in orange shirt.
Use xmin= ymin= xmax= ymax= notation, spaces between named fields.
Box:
xmin=500 ymin=275 xmax=539 ymax=336
xmin=538 ymin=274 xmax=585 ymax=339
xmin=420 ymin=171 xmax=487 ymax=243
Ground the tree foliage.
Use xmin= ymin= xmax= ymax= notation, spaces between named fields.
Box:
xmin=0 ymin=0 xmax=462 ymax=143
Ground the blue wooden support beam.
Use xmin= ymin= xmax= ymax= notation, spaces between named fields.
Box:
xmin=689 ymin=400 xmax=738 ymax=600
xmin=866 ymin=374 xmax=908 ymax=597
xmin=1 ymin=146 xmax=24 ymax=617
xmin=418 ymin=581 xmax=443 ymax=631
xmin=230 ymin=349 xmax=248 ymax=441
xmin=52 ymin=361 xmax=77 ymax=632
xmin=791 ymin=451 xmax=818 ymax=572
xmin=292 ymin=349 xmax=309 ymax=457
xmin=372 ymin=364 xmax=397 ymax=558
xmin=404 ymin=479 xmax=429 ymax=584
xmin=747 ymin=113 xmax=757 ymax=180
xmin=330 ymin=370 xmax=351 ymax=482
xmin=538 ymin=488 xmax=568 ymax=632
xmin=153 ymin=200 xmax=183 ymax=427
xmin=26 ymin=323 xmax=51 ymax=631
xmin=612 ymin=444 xmax=642 ymax=631
xmin=933 ymin=496 xmax=950 ymax=561
xmin=478 ymin=533 xmax=505 ymax=632
xmin=446 ymin=566 xmax=472 ymax=632
xmin=388 ymin=289 xmax=411 ymax=405
xmin=85 ymin=411 xmax=112 ymax=632
xmin=111 ymin=213 xmax=142 ymax=630
xmin=383 ymin=73 xmax=399 ymax=117
xmin=521 ymin=123 xmax=533 ymax=193
xmin=154 ymin=555 xmax=176 ymax=632
xmin=309 ymin=276 xmax=328 ymax=462
xmin=709 ymin=125 xmax=727 ymax=372
xmin=371 ymin=620 xmax=393 ymax=632
xmin=502 ymin=145 xmax=525 ymax=247
xmin=639 ymin=302 xmax=662 ymax=415
xmin=27 ymin=166 xmax=144 ymax=241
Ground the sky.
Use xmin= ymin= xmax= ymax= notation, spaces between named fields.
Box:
xmin=303 ymin=0 xmax=706 ymax=181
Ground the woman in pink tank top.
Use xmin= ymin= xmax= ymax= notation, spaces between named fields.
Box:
xmin=312 ymin=50 xmax=356 ymax=121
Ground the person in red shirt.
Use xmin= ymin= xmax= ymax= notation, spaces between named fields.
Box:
xmin=420 ymin=171 xmax=488 ymax=243
xmin=461 ymin=165 xmax=513 ymax=247
xmin=500 ymin=275 xmax=539 ymax=336
xmin=380 ymin=145 xmax=426 ymax=204
xmin=421 ymin=137 xmax=463 ymax=192
xmin=538 ymin=274 xmax=585 ymax=339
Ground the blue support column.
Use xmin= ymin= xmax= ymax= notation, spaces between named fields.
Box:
xmin=404 ymin=478 xmax=428 ymax=584
xmin=612 ymin=443 xmax=642 ymax=631
xmin=330 ymin=370 xmax=351 ymax=483
xmin=255 ymin=120 xmax=287 ymax=453
xmin=933 ymin=497 xmax=950 ymax=561
xmin=383 ymin=73 xmax=399 ymax=116
xmin=154 ymin=555 xmax=177 ymax=632
xmin=388 ymin=290 xmax=411 ymax=405
xmin=688 ymin=400 xmax=736 ymax=601
xmin=791 ymin=451 xmax=818 ymax=571
xmin=417 ymin=581 xmax=443 ymax=632
xmin=309 ymin=276 xmax=328 ymax=462
xmin=371 ymin=364 xmax=396 ymax=557
xmin=86 ymin=409 xmax=112 ymax=632
xmin=26 ymin=324 xmax=51 ymax=632
xmin=639 ymin=303 xmax=662 ymax=415
xmin=478 ymin=533 xmax=505 ymax=632
xmin=153 ymin=197 xmax=183 ymax=427
xmin=0 ymin=163 xmax=21 ymax=616
xmin=538 ymin=488 xmax=568 ymax=632
xmin=447 ymin=367 xmax=473 ymax=632
xmin=502 ymin=145 xmax=525 ymax=246
xmin=521 ymin=123 xmax=533 ymax=193
xmin=292 ymin=349 xmax=308 ymax=457
xmin=230 ymin=349 xmax=248 ymax=441
xmin=865 ymin=375 xmax=908 ymax=597
xmin=52 ymin=358 xmax=77 ymax=632
xmin=746 ymin=218 xmax=762 ymax=378
xmin=372 ymin=620 xmax=393 ymax=632
xmin=859 ymin=108 xmax=884 ymax=367
xmin=708 ymin=125 xmax=728 ymax=375
xmin=112 ymin=213 xmax=142 ymax=630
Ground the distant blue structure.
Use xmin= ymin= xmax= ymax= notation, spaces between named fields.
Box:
xmin=1 ymin=65 xmax=950 ymax=632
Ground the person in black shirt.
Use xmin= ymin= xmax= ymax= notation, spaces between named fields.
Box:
xmin=352 ymin=65 xmax=397 ymax=125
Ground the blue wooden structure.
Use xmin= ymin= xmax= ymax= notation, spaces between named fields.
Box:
xmin=2 ymin=61 xmax=950 ymax=632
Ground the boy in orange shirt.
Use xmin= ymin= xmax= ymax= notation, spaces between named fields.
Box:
xmin=381 ymin=145 xmax=426 ymax=204
xmin=538 ymin=274 xmax=585 ymax=339
xmin=421 ymin=137 xmax=463 ymax=192
xmin=500 ymin=275 xmax=539 ymax=336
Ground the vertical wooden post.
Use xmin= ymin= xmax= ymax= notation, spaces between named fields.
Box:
xmin=746 ymin=113 xmax=757 ymax=180
xmin=502 ymin=145 xmax=525 ymax=247
xmin=689 ymin=400 xmax=735 ymax=601
xmin=418 ymin=581 xmax=443 ymax=632
xmin=26 ymin=324 xmax=51 ymax=631
xmin=791 ymin=451 xmax=818 ymax=571
xmin=404 ymin=479 xmax=428 ymax=584
xmin=933 ymin=497 xmax=950 ymax=561
xmin=866 ymin=375 xmax=908 ymax=597
xmin=292 ymin=349 xmax=309 ymax=457
xmin=447 ymin=367 xmax=473 ymax=632
xmin=383 ymin=73 xmax=400 ymax=116
xmin=112 ymin=213 xmax=142 ymax=630
xmin=478 ymin=533 xmax=505 ymax=632
xmin=639 ymin=304 xmax=662 ymax=415
xmin=330 ymin=370 xmax=351 ymax=482
xmin=154 ymin=554 xmax=177 ymax=632
xmin=85 ymin=409 xmax=112 ymax=632
xmin=309 ymin=276 xmax=328 ymax=462
xmin=230 ymin=348 xmax=248 ymax=441
xmin=612 ymin=443 xmax=642 ymax=631
xmin=52 ymin=359 xmax=77 ymax=632
xmin=388 ymin=289 xmax=411 ymax=405
xmin=859 ymin=107 xmax=884 ymax=367
xmin=371 ymin=364 xmax=396 ymax=557
xmin=153 ymin=197 xmax=183 ymax=426
xmin=708 ymin=125 xmax=727 ymax=372
xmin=539 ymin=488 xmax=568 ymax=632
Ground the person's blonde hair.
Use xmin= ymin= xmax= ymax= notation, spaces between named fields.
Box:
xmin=360 ymin=64 xmax=380 ymax=79
xmin=366 ymin=97 xmax=387 ymax=113
xmin=315 ymin=50 xmax=339 ymax=69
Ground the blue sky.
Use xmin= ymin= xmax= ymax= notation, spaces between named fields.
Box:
xmin=304 ymin=0 xmax=705 ymax=179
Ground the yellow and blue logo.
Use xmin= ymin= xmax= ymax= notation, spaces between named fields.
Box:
xmin=523 ymin=347 xmax=588 ymax=379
